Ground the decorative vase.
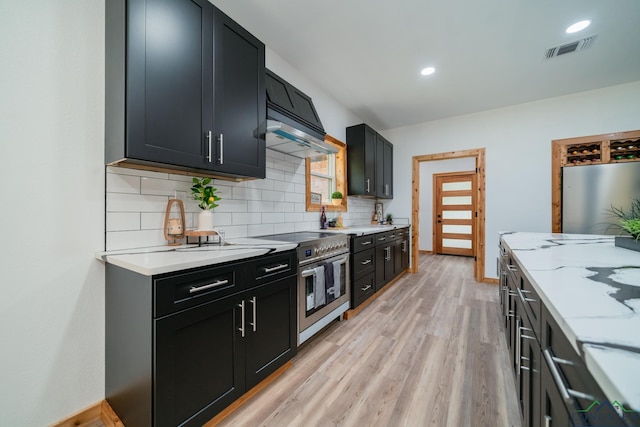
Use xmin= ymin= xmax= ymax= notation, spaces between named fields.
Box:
xmin=197 ymin=209 xmax=214 ymax=231
xmin=614 ymin=236 xmax=640 ymax=253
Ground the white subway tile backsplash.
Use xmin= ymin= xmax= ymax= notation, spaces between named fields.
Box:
xmin=106 ymin=212 xmax=140 ymax=232
xmin=232 ymin=212 xmax=262 ymax=225
xmin=248 ymin=200 xmax=274 ymax=213
xmin=261 ymin=213 xmax=285 ymax=224
xmin=107 ymin=193 xmax=169 ymax=213
xmin=106 ymin=172 xmax=140 ymax=194
xmin=140 ymin=177 xmax=191 ymax=196
xmin=105 ymin=165 xmax=376 ymax=251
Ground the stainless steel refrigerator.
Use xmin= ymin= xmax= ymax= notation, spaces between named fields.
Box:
xmin=563 ymin=162 xmax=640 ymax=234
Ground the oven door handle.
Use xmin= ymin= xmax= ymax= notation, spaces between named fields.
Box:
xmin=300 ymin=257 xmax=348 ymax=278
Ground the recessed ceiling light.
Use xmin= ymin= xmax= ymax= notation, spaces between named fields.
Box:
xmin=566 ymin=20 xmax=591 ymax=34
xmin=420 ymin=67 xmax=435 ymax=76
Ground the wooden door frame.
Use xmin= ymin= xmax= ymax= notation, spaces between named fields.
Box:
xmin=432 ymin=171 xmax=477 ymax=256
xmin=411 ymin=148 xmax=486 ymax=283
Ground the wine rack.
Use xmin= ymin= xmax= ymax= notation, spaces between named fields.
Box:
xmin=565 ymin=142 xmax=602 ymax=166
xmin=610 ymin=138 xmax=640 ymax=162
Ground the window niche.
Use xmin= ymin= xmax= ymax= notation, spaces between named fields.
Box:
xmin=306 ymin=135 xmax=347 ymax=212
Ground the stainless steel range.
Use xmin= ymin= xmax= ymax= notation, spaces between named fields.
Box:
xmin=255 ymin=232 xmax=350 ymax=345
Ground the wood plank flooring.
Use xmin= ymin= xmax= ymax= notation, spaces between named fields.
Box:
xmin=218 ymin=254 xmax=522 ymax=427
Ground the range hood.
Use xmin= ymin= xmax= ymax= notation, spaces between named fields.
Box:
xmin=265 ymin=69 xmax=338 ymax=159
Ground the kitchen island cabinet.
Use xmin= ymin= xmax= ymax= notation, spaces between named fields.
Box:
xmin=106 ymin=250 xmax=297 ymax=427
xmin=105 ymin=0 xmax=265 ymax=180
xmin=499 ymin=232 xmax=640 ymax=427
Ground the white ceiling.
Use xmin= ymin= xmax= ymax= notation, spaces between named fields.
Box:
xmin=212 ymin=0 xmax=640 ymax=131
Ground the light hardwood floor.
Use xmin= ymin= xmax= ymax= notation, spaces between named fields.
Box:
xmin=218 ymin=253 xmax=521 ymax=427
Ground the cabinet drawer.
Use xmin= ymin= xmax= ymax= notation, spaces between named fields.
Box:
xmin=155 ymin=263 xmax=243 ymax=317
xmin=374 ymin=231 xmax=391 ymax=246
xmin=541 ymin=306 xmax=611 ymax=420
xmin=352 ymin=248 xmax=375 ymax=277
xmin=352 ymin=235 xmax=375 ymax=253
xmin=249 ymin=250 xmax=296 ymax=285
xmin=352 ymin=272 xmax=375 ymax=308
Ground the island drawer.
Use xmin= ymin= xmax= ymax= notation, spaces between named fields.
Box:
xmin=154 ymin=263 xmax=243 ymax=317
xmin=518 ymin=271 xmax=541 ymax=339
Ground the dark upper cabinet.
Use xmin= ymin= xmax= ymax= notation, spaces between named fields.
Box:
xmin=346 ymin=123 xmax=393 ymax=198
xmin=105 ymin=0 xmax=265 ymax=180
xmin=212 ymin=9 xmax=265 ymax=178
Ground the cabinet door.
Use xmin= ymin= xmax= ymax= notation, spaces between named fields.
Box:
xmin=212 ymin=10 xmax=266 ymax=178
xmin=127 ymin=0 xmax=213 ymax=169
xmin=401 ymin=234 xmax=410 ymax=271
xmin=244 ymin=276 xmax=297 ymax=389
xmin=376 ymin=135 xmax=393 ymax=199
xmin=155 ymin=295 xmax=244 ymax=427
xmin=541 ymin=357 xmax=574 ymax=427
xmin=519 ymin=308 xmax=541 ymax=427
xmin=346 ymin=124 xmax=376 ymax=196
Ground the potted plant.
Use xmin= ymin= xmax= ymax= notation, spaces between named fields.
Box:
xmin=191 ymin=177 xmax=221 ymax=231
xmin=386 ymin=213 xmax=393 ymax=225
xmin=331 ymin=191 xmax=343 ymax=206
xmin=609 ymin=198 xmax=640 ymax=252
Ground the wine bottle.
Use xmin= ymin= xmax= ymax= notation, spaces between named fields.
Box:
xmin=320 ymin=206 xmax=327 ymax=229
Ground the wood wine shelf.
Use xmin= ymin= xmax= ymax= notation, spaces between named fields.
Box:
xmin=551 ymin=129 xmax=640 ymax=233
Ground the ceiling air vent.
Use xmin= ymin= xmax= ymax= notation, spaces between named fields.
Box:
xmin=545 ymin=35 xmax=597 ymax=59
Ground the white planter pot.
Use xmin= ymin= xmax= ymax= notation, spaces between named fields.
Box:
xmin=197 ymin=209 xmax=214 ymax=231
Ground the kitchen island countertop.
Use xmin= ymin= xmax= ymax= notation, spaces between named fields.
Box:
xmin=501 ymin=231 xmax=640 ymax=413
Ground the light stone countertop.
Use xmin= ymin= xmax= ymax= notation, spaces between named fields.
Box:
xmin=500 ymin=231 xmax=640 ymax=413
xmin=96 ymin=237 xmax=298 ymax=276
xmin=319 ymin=224 xmax=410 ymax=236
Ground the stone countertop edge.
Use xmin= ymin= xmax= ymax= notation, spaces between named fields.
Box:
xmin=320 ymin=224 xmax=410 ymax=236
xmin=96 ymin=240 xmax=298 ymax=276
xmin=500 ymin=231 xmax=640 ymax=413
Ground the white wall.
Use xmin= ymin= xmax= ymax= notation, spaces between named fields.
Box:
xmin=383 ymin=81 xmax=640 ymax=279
xmin=0 ymin=1 xmax=106 ymax=425
xmin=419 ymin=158 xmax=476 ymax=250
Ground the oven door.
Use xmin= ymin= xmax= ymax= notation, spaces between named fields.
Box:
xmin=298 ymin=253 xmax=350 ymax=342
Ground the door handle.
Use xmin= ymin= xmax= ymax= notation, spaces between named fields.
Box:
xmin=249 ymin=297 xmax=257 ymax=332
xmin=237 ymin=301 xmax=245 ymax=338
xmin=206 ymin=131 xmax=213 ymax=163
xmin=218 ymin=133 xmax=224 ymax=164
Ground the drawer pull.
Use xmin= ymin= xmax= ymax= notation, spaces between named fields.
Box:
xmin=544 ymin=415 xmax=551 ymax=427
xmin=507 ymin=264 xmax=518 ymax=272
xmin=361 ymin=284 xmax=372 ymax=292
xmin=378 ymin=236 xmax=386 ymax=241
xmin=543 ymin=349 xmax=596 ymax=404
xmin=189 ymin=279 xmax=229 ymax=294
xmin=360 ymin=241 xmax=372 ymax=246
xmin=249 ymin=296 xmax=257 ymax=332
xmin=517 ymin=287 xmax=537 ymax=303
xmin=263 ymin=263 xmax=289 ymax=273
xmin=360 ymin=259 xmax=372 ymax=265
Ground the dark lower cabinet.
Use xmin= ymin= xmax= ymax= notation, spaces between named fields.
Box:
xmin=106 ymin=251 xmax=296 ymax=427
xmin=499 ymin=238 xmax=630 ymax=427
xmin=350 ymin=228 xmax=409 ymax=308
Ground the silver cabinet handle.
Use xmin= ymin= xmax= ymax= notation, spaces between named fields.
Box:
xmin=543 ymin=349 xmax=596 ymax=404
xmin=206 ymin=131 xmax=213 ymax=163
xmin=517 ymin=287 xmax=537 ymax=303
xmin=385 ymin=246 xmax=391 ymax=261
xmin=516 ymin=317 xmax=522 ymax=374
xmin=360 ymin=240 xmax=372 ymax=246
xmin=366 ymin=178 xmax=370 ymax=193
xmin=189 ymin=279 xmax=229 ymax=293
xmin=402 ymin=241 xmax=407 ymax=252
xmin=264 ymin=263 xmax=288 ymax=273
xmin=237 ymin=300 xmax=245 ymax=338
xmin=218 ymin=133 xmax=224 ymax=164
xmin=360 ymin=259 xmax=372 ymax=265
xmin=384 ymin=184 xmax=389 ymax=195
xmin=507 ymin=264 xmax=518 ymax=272
xmin=544 ymin=415 xmax=552 ymax=427
xmin=361 ymin=284 xmax=372 ymax=292
xmin=378 ymin=236 xmax=386 ymax=241
xmin=249 ymin=296 xmax=257 ymax=332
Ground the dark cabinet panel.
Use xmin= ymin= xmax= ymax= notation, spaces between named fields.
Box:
xmin=106 ymin=0 xmax=265 ymax=180
xmin=124 ymin=0 xmax=213 ymax=169
xmin=244 ymin=275 xmax=297 ymax=388
xmin=352 ymin=272 xmax=375 ymax=308
xmin=212 ymin=10 xmax=265 ymax=178
xmin=155 ymin=295 xmax=244 ymax=427
xmin=346 ymin=123 xmax=393 ymax=199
